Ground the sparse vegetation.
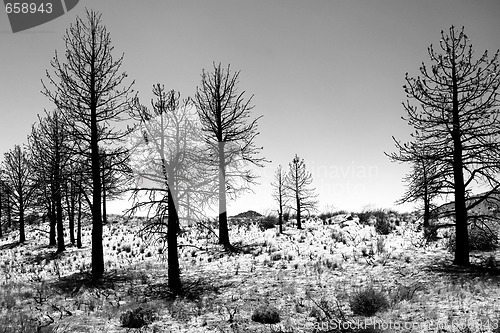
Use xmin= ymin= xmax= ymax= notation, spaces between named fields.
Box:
xmin=251 ymin=304 xmax=281 ymax=324
xmin=447 ymin=221 xmax=498 ymax=252
xmin=120 ymin=306 xmax=157 ymax=328
xmin=349 ymin=285 xmax=389 ymax=317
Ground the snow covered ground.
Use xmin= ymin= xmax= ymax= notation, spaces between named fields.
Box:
xmin=1 ymin=214 xmax=500 ymax=332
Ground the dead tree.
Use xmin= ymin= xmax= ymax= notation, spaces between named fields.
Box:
xmin=194 ymin=63 xmax=267 ymax=248
xmin=42 ymin=9 xmax=134 ymax=280
xmin=29 ymin=110 xmax=71 ymax=253
xmin=271 ymin=165 xmax=288 ymax=234
xmin=391 ymin=26 xmax=500 ymax=266
xmin=285 ymin=154 xmax=318 ymax=229
xmin=129 ymin=85 xmax=210 ymax=294
xmin=2 ymin=145 xmax=37 ymax=243
xmin=387 ymin=143 xmax=443 ymax=235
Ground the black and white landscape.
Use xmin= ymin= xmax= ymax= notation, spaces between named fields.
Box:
xmin=1 ymin=1 xmax=500 ymax=332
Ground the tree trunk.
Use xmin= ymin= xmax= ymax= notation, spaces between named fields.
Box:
xmin=56 ymin=188 xmax=65 ymax=253
xmin=66 ymin=182 xmax=75 ymax=244
xmin=451 ymin=57 xmax=469 ymax=266
xmin=77 ymin=191 xmax=82 ymax=248
xmin=218 ymin=141 xmax=230 ymax=246
xmin=90 ymin=67 xmax=104 ymax=280
xmin=19 ymin=201 xmax=25 ymax=243
xmin=102 ymin=179 xmax=107 ymax=225
xmin=278 ymin=212 xmax=283 ymax=234
xmin=296 ymin=197 xmax=302 ymax=230
xmin=49 ymin=200 xmax=56 ymax=246
xmin=55 ymin=152 xmax=65 ymax=253
xmin=7 ymin=195 xmax=11 ymax=229
xmin=167 ymin=186 xmax=181 ymax=294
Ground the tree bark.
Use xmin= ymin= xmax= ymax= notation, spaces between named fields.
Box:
xmin=90 ymin=56 xmax=104 ymax=280
xmin=77 ymin=190 xmax=82 ymax=248
xmin=451 ymin=58 xmax=469 ymax=266
xmin=167 ymin=185 xmax=181 ymax=294
xmin=19 ymin=199 xmax=25 ymax=243
xmin=48 ymin=200 xmax=56 ymax=246
xmin=218 ymin=141 xmax=230 ymax=246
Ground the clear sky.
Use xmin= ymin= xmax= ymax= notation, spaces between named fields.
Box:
xmin=1 ymin=1 xmax=499 ymax=216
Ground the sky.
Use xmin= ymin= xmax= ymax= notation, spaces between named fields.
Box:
xmin=1 ymin=0 xmax=499 ymax=216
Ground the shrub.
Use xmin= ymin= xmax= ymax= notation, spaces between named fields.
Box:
xmin=259 ymin=215 xmax=277 ymax=231
xmin=318 ymin=210 xmax=348 ymax=222
xmin=251 ymin=305 xmax=281 ymax=324
xmin=122 ymin=244 xmax=132 ymax=253
xmin=283 ymin=212 xmax=290 ymax=222
xmin=270 ymin=252 xmax=282 ymax=261
xmin=424 ymin=224 xmax=439 ymax=242
xmin=120 ymin=307 xmax=157 ymax=328
xmin=349 ymin=286 xmax=389 ymax=317
xmin=375 ymin=217 xmax=393 ymax=235
xmin=447 ymin=222 xmax=498 ymax=252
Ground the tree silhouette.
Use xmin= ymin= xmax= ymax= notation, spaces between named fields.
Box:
xmin=42 ymin=9 xmax=134 ymax=279
xmin=194 ymin=63 xmax=267 ymax=248
xmin=129 ymin=85 xmax=210 ymax=294
xmin=388 ymin=143 xmax=443 ymax=235
xmin=285 ymin=154 xmax=318 ymax=229
xmin=29 ymin=110 xmax=72 ymax=253
xmin=271 ymin=165 xmax=288 ymax=234
xmin=391 ymin=26 xmax=500 ymax=266
xmin=2 ymin=145 xmax=37 ymax=243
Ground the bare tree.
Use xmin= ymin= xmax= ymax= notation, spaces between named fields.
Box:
xmin=271 ymin=165 xmax=288 ymax=234
xmin=391 ymin=26 xmax=500 ymax=266
xmin=194 ymin=63 xmax=267 ymax=248
xmin=29 ymin=110 xmax=71 ymax=253
xmin=2 ymin=145 xmax=37 ymax=243
xmin=285 ymin=154 xmax=318 ymax=229
xmin=388 ymin=143 xmax=443 ymax=235
xmin=42 ymin=9 xmax=134 ymax=279
xmin=129 ymin=85 xmax=210 ymax=294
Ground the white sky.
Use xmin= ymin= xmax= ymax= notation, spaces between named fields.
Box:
xmin=1 ymin=0 xmax=499 ymax=216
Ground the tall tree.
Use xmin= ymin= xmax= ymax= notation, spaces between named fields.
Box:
xmin=285 ymin=154 xmax=318 ymax=229
xmin=42 ymin=9 xmax=134 ymax=279
xmin=194 ymin=63 xmax=267 ymax=248
xmin=29 ymin=110 xmax=71 ymax=253
xmin=2 ymin=145 xmax=37 ymax=243
xmin=391 ymin=26 xmax=500 ymax=266
xmin=271 ymin=165 xmax=288 ymax=234
xmin=130 ymin=85 xmax=209 ymax=294
xmin=388 ymin=144 xmax=443 ymax=234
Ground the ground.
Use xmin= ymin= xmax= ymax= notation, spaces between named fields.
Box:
xmin=1 ymin=213 xmax=500 ymax=333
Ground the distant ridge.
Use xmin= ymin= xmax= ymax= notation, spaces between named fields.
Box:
xmin=230 ymin=210 xmax=263 ymax=218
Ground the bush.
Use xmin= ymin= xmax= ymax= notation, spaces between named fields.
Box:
xmin=318 ymin=210 xmax=348 ymax=222
xmin=251 ymin=305 xmax=281 ymax=324
xmin=258 ymin=215 xmax=277 ymax=231
xmin=120 ymin=307 xmax=157 ymax=328
xmin=447 ymin=222 xmax=498 ymax=252
xmin=349 ymin=286 xmax=389 ymax=317
xmin=375 ymin=217 xmax=393 ymax=235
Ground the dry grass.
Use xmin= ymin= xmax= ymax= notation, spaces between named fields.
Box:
xmin=0 ymin=214 xmax=499 ymax=332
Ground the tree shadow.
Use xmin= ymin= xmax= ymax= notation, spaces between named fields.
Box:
xmin=25 ymin=248 xmax=63 ymax=265
xmin=0 ymin=241 xmax=20 ymax=251
xmin=424 ymin=255 xmax=500 ymax=283
xmin=51 ymin=269 xmax=135 ymax=295
xmin=145 ymin=275 xmax=234 ymax=302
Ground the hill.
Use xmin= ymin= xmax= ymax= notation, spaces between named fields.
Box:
xmin=230 ymin=210 xmax=263 ymax=219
